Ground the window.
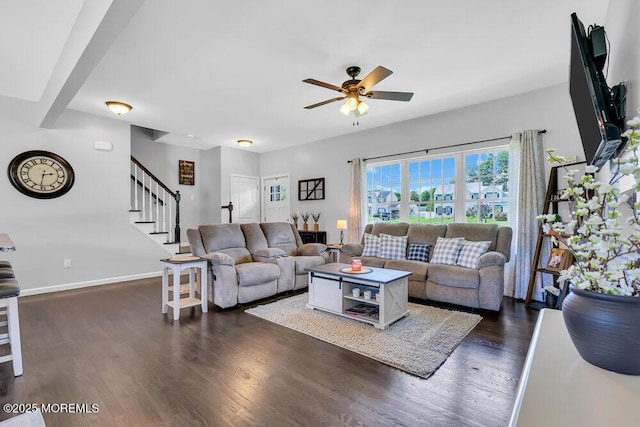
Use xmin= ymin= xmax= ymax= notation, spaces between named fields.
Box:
xmin=367 ymin=163 xmax=401 ymax=222
xmin=366 ymin=147 xmax=508 ymax=224
xmin=464 ymin=150 xmax=509 ymax=223
xmin=407 ymin=156 xmax=456 ymax=224
xmin=269 ymin=184 xmax=286 ymax=202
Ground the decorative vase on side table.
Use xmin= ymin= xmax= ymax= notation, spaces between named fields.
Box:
xmin=562 ymin=285 xmax=640 ymax=375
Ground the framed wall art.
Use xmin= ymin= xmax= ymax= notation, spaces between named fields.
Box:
xmin=179 ymin=160 xmax=195 ymax=185
xmin=546 ymin=247 xmax=573 ymax=271
xmin=298 ymin=178 xmax=325 ymax=201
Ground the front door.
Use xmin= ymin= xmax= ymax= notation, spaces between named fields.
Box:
xmin=262 ymin=174 xmax=290 ymax=222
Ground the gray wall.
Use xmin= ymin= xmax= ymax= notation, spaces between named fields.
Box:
xmin=0 ymin=96 xmax=166 ymax=294
xmin=261 ymin=83 xmax=584 ymax=244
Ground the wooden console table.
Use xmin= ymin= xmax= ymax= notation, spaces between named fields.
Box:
xmin=299 ymin=230 xmax=326 ymax=244
xmin=509 ymin=309 xmax=640 ymax=426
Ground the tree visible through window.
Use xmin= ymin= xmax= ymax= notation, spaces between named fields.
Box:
xmin=365 ymin=146 xmax=509 ymax=224
xmin=465 ymin=150 xmax=509 ymax=223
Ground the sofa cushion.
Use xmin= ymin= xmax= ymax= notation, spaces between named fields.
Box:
xmin=456 ymin=240 xmax=491 ymax=268
xmin=428 ymin=263 xmax=479 ymax=289
xmin=445 ymin=223 xmax=498 ymax=251
xmin=294 ymin=255 xmax=325 ymax=274
xmin=379 ymin=233 xmax=407 ymax=260
xmin=406 ymin=224 xmax=447 ymax=257
xmin=407 ymin=243 xmax=430 ymax=262
xmin=217 ymin=247 xmax=253 ymax=265
xmin=431 ymin=237 xmax=464 ymax=265
xmin=260 ymin=222 xmax=299 ymax=256
xmin=361 ymin=233 xmax=381 ymax=257
xmin=235 ymin=262 xmax=280 ymax=287
xmin=357 ymin=256 xmax=387 ymax=268
xmin=241 ymin=223 xmax=269 ymax=254
xmin=370 ymin=222 xmax=410 ymax=237
xmin=199 ymin=224 xmax=246 ymax=253
xmin=384 ymin=259 xmax=428 ymax=282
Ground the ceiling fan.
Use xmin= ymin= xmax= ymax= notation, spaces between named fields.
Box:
xmin=303 ymin=65 xmax=413 ymax=116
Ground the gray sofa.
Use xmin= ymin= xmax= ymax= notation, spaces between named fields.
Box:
xmin=187 ymin=222 xmax=327 ymax=308
xmin=340 ymin=222 xmax=512 ymax=311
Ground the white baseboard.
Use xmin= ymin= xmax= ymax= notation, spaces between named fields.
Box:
xmin=19 ymin=271 xmax=163 ymax=297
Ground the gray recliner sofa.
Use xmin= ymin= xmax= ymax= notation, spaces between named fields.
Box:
xmin=187 ymin=222 xmax=327 ymax=308
xmin=340 ymin=222 xmax=512 ymax=311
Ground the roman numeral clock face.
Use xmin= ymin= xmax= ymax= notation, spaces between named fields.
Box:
xmin=7 ymin=151 xmax=75 ymax=199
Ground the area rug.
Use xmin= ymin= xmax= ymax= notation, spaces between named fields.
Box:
xmin=245 ymin=293 xmax=482 ymax=378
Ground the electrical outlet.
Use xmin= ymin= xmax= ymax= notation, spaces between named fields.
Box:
xmin=64 ymin=259 xmax=72 ymax=268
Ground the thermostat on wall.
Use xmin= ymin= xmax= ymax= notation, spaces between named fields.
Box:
xmin=94 ymin=141 xmax=113 ymax=151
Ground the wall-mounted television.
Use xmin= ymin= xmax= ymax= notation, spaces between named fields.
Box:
xmin=569 ymin=12 xmax=626 ymax=171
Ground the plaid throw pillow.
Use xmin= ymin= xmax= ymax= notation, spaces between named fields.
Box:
xmin=379 ymin=234 xmax=408 ymax=260
xmin=407 ymin=244 xmax=430 ymax=262
xmin=456 ymin=240 xmax=491 ymax=268
xmin=431 ymin=237 xmax=465 ymax=265
xmin=361 ymin=233 xmax=380 ymax=257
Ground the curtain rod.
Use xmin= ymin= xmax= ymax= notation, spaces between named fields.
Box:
xmin=347 ymin=130 xmax=547 ymax=163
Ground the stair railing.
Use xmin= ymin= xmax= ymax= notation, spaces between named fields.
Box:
xmin=130 ymin=156 xmax=181 ymax=244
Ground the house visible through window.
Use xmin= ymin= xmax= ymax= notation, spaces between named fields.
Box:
xmin=366 ymin=147 xmax=508 ymax=224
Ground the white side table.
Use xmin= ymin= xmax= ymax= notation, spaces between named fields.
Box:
xmin=161 ymin=257 xmax=208 ymax=320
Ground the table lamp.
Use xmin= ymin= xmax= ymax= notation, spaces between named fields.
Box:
xmin=336 ymin=220 xmax=347 ymax=244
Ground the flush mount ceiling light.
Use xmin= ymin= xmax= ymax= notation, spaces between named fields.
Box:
xmin=237 ymin=139 xmax=253 ymax=148
xmin=105 ymin=101 xmax=132 ymax=116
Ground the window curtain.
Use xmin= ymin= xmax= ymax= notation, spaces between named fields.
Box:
xmin=507 ymin=130 xmax=546 ymax=299
xmin=348 ymin=158 xmax=366 ymax=243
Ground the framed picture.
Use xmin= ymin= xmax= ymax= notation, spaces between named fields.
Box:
xmin=546 ymin=248 xmax=573 ymax=271
xmin=298 ymin=178 xmax=325 ymax=201
xmin=179 ymin=160 xmax=195 ymax=185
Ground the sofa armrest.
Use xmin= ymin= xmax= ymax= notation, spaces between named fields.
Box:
xmin=201 ymin=252 xmax=235 ymax=266
xmin=341 ymin=243 xmax=364 ymax=257
xmin=298 ymin=243 xmax=327 ymax=256
xmin=253 ymin=248 xmax=287 ymax=261
xmin=477 ymin=251 xmax=507 ymax=269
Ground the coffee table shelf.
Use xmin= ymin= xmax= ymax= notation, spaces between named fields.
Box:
xmin=305 ymin=263 xmax=410 ymax=330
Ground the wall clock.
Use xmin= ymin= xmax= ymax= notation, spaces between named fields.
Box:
xmin=7 ymin=150 xmax=75 ymax=199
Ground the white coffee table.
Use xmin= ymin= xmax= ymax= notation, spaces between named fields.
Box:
xmin=305 ymin=263 xmax=410 ymax=329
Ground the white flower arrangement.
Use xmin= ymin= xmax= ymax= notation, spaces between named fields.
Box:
xmin=300 ymin=212 xmax=310 ymax=224
xmin=538 ymin=110 xmax=640 ymax=297
xmin=291 ymin=211 xmax=299 ymax=221
xmin=311 ymin=211 xmax=321 ymax=223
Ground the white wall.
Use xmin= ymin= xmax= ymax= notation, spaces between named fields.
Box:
xmin=261 ymin=83 xmax=584 ymax=244
xmin=130 ymin=127 xmax=203 ymax=242
xmin=0 ymin=96 xmax=167 ymax=294
xmin=606 ymin=0 xmax=640 ymax=118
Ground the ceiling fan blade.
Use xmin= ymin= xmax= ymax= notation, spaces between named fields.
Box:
xmin=304 ymin=97 xmax=345 ymax=109
xmin=365 ymin=91 xmax=414 ymax=101
xmin=302 ymin=79 xmax=345 ymax=93
xmin=357 ymin=66 xmax=393 ymax=92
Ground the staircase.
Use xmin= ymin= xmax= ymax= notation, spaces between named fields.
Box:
xmin=129 ymin=156 xmax=189 ymax=256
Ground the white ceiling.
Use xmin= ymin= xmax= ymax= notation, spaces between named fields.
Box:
xmin=1 ymin=0 xmax=610 ymax=152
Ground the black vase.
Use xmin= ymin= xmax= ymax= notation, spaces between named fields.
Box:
xmin=562 ymin=285 xmax=640 ymax=375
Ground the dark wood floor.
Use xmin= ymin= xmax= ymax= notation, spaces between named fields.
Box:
xmin=0 ymin=278 xmax=539 ymax=427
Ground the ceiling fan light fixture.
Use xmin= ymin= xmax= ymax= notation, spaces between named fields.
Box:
xmin=346 ymin=96 xmax=358 ymax=111
xmin=339 ymin=104 xmax=350 ymax=116
xmin=357 ymin=100 xmax=369 ymax=115
xmin=237 ymin=139 xmax=253 ymax=148
xmin=105 ymin=101 xmax=132 ymax=116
